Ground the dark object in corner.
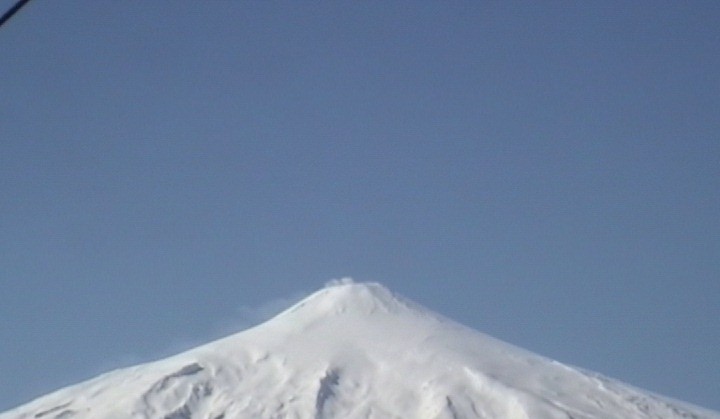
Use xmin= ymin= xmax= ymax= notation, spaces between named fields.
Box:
xmin=0 ymin=0 xmax=33 ymax=29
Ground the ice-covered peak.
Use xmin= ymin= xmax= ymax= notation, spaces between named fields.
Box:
xmin=275 ymin=279 xmax=416 ymax=320
xmin=2 ymin=281 xmax=718 ymax=419
xmin=202 ymin=280 xmax=447 ymax=365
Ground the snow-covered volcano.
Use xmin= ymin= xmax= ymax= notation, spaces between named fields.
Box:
xmin=2 ymin=281 xmax=717 ymax=419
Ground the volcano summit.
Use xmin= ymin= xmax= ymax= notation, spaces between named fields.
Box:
xmin=2 ymin=281 xmax=717 ymax=419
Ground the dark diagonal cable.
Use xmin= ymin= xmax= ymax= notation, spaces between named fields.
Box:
xmin=0 ymin=0 xmax=32 ymax=29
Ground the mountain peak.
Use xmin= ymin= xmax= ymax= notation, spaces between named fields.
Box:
xmin=276 ymin=278 xmax=413 ymax=319
xmin=299 ymin=278 xmax=396 ymax=309
xmin=3 ymin=281 xmax=718 ymax=419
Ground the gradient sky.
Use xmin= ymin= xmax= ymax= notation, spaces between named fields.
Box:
xmin=1 ymin=0 xmax=718 ymax=412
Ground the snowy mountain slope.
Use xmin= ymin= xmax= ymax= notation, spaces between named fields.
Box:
xmin=2 ymin=280 xmax=718 ymax=419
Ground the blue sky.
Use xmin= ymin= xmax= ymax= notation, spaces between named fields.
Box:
xmin=1 ymin=0 xmax=718 ymax=412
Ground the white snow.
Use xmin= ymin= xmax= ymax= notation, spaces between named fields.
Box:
xmin=2 ymin=280 xmax=718 ymax=419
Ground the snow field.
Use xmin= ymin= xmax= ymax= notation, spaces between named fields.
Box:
xmin=2 ymin=281 xmax=717 ymax=419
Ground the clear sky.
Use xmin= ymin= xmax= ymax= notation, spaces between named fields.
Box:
xmin=1 ymin=0 xmax=718 ymax=412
